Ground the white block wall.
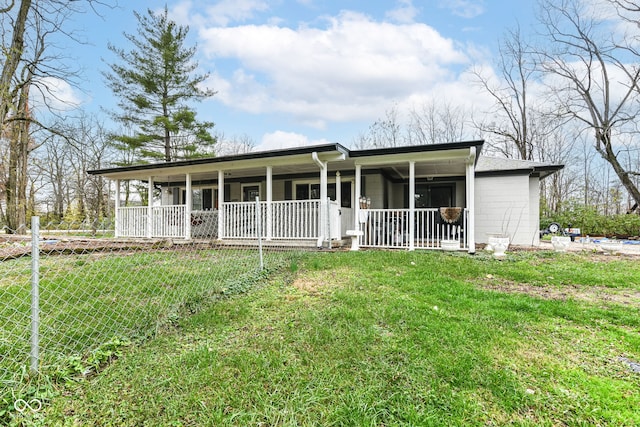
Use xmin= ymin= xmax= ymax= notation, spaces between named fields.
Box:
xmin=475 ymin=175 xmax=537 ymax=245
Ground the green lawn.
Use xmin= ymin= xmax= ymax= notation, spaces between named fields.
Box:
xmin=29 ymin=251 xmax=640 ymax=425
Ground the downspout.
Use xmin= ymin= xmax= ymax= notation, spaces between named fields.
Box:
xmin=312 ymin=152 xmax=328 ymax=247
xmin=466 ymin=147 xmax=476 ymax=254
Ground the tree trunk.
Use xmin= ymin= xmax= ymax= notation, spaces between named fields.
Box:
xmin=0 ymin=0 xmax=32 ymax=125
xmin=600 ymin=136 xmax=640 ymax=210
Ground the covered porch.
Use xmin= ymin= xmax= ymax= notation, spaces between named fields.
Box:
xmin=89 ymin=142 xmax=481 ymax=252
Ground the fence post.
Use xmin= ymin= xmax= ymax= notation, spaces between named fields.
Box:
xmin=256 ymin=196 xmax=264 ymax=270
xmin=30 ymin=216 xmax=40 ymax=375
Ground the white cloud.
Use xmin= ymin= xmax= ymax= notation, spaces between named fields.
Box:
xmin=386 ymin=0 xmax=420 ymax=24
xmin=204 ymin=0 xmax=270 ymax=27
xmin=170 ymin=0 xmax=270 ymax=27
xmin=256 ymin=130 xmax=333 ymax=151
xmin=199 ymin=11 xmax=470 ymax=125
xmin=31 ymin=77 xmax=83 ymax=112
xmin=439 ymin=0 xmax=485 ymax=19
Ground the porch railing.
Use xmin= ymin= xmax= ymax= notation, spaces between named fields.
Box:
xmin=359 ymin=208 xmax=468 ymax=250
xmin=117 ymin=205 xmax=187 ymax=238
xmin=223 ymin=200 xmax=320 ymax=240
xmin=117 ymin=206 xmax=148 ymax=238
xmin=152 ymin=205 xmax=187 ymax=238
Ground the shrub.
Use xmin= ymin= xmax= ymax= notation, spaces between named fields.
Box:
xmin=543 ymin=203 xmax=640 ymax=237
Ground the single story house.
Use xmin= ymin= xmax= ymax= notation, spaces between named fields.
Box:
xmin=88 ymin=140 xmax=563 ymax=253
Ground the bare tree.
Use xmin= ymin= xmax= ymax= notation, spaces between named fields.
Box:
xmin=37 ymin=134 xmax=70 ymax=219
xmin=535 ymin=0 xmax=640 ymax=212
xmin=0 ymin=0 xmax=115 ymax=232
xmin=353 ymin=106 xmax=405 ymax=149
xmin=215 ymin=132 xmax=256 ymax=156
xmin=407 ymin=100 xmax=469 ymax=145
xmin=472 ymin=25 xmax=554 ymax=161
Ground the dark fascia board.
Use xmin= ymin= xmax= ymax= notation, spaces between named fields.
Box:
xmin=349 ymin=140 xmax=485 ymax=162
xmin=87 ymin=143 xmax=350 ymax=175
xmin=476 ymin=163 xmax=564 ymax=179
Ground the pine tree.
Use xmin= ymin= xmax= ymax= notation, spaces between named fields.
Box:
xmin=105 ymin=6 xmax=216 ymax=163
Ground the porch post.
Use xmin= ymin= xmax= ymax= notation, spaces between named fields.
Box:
xmin=354 ymin=164 xmax=361 ymax=231
xmin=114 ymin=179 xmax=120 ymax=238
xmin=466 ymin=147 xmax=476 ymax=254
xmin=409 ymin=161 xmax=415 ymax=251
xmin=185 ymin=173 xmax=192 ymax=240
xmin=218 ymin=170 xmax=224 ymax=240
xmin=147 ymin=176 xmax=153 ymax=238
xmin=320 ymin=164 xmax=328 ymax=246
xmin=312 ymin=152 xmax=328 ymax=247
xmin=335 ymin=172 xmax=341 ymax=208
xmin=266 ymin=166 xmax=272 ymax=240
xmin=353 ymin=165 xmax=362 ymax=239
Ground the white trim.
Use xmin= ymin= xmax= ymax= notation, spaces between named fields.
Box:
xmin=147 ymin=176 xmax=154 ymax=238
xmin=335 ymin=172 xmax=341 ymax=209
xmin=266 ymin=166 xmax=273 ymax=240
xmin=114 ymin=179 xmax=121 ymax=238
xmin=185 ymin=174 xmax=192 ymax=240
xmin=218 ymin=170 xmax=224 ymax=240
xmin=409 ymin=161 xmax=415 ymax=251
xmin=466 ymin=147 xmax=476 ymax=253
xmin=354 ymin=164 xmax=362 ymax=248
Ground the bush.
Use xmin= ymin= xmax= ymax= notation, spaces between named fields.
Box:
xmin=542 ymin=203 xmax=640 ymax=237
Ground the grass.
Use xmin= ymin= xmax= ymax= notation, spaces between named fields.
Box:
xmin=31 ymin=249 xmax=640 ymax=426
xmin=1 ymin=246 xmax=298 ymax=424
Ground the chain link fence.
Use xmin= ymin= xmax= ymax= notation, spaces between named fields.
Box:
xmin=1 ymin=208 xmax=310 ymax=422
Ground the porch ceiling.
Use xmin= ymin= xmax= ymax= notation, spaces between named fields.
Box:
xmin=89 ymin=141 xmax=480 ymax=184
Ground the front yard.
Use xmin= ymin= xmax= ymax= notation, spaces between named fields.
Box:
xmin=37 ymin=250 xmax=640 ymax=425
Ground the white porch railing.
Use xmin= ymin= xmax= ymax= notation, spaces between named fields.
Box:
xmin=359 ymin=208 xmax=468 ymax=250
xmin=223 ymin=200 xmax=321 ymax=239
xmin=117 ymin=201 xmax=323 ymax=240
xmin=117 ymin=205 xmax=187 ymax=238
xmin=340 ymin=207 xmax=355 ymax=237
xmin=117 ymin=206 xmax=148 ymax=238
xmin=152 ymin=205 xmax=187 ymax=238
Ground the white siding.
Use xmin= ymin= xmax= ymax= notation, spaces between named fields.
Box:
xmin=475 ymin=175 xmax=533 ymax=245
xmin=365 ymin=174 xmax=385 ymax=208
xmin=529 ymin=176 xmax=540 ymax=246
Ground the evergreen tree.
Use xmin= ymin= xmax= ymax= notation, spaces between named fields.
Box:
xmin=104 ymin=6 xmax=216 ymax=163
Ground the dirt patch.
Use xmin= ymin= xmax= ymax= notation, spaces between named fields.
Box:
xmin=0 ymin=236 xmax=218 ymax=261
xmin=478 ymin=275 xmax=640 ymax=306
xmin=291 ymin=268 xmax=347 ymax=297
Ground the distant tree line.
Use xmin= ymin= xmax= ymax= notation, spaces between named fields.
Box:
xmin=355 ymin=0 xmax=640 ymax=219
xmin=2 ymin=0 xmax=639 ymax=234
xmin=0 ymin=3 xmax=227 ymax=233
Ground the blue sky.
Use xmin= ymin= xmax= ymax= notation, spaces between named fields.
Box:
xmin=63 ymin=0 xmax=538 ymax=152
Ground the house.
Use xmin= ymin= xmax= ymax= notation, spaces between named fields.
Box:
xmin=87 ymin=140 xmax=563 ymax=252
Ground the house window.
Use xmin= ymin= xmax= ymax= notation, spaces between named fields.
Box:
xmin=294 ymin=181 xmax=352 ymax=207
xmin=182 ymin=187 xmax=216 ymax=210
xmin=242 ymin=184 xmax=261 ymax=202
xmin=408 ymin=183 xmax=455 ymax=208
